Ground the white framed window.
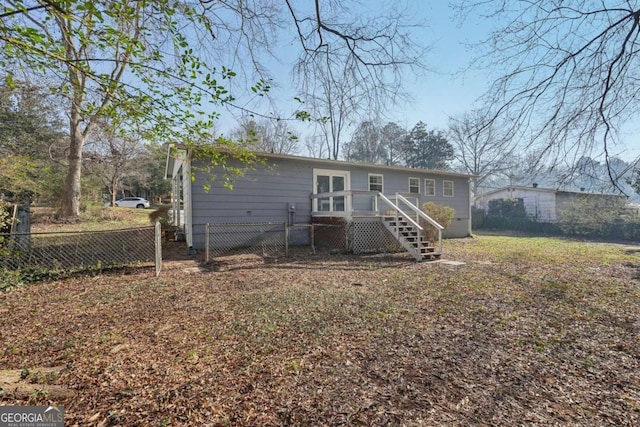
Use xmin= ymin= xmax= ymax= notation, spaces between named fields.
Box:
xmin=409 ymin=177 xmax=420 ymax=194
xmin=425 ymin=179 xmax=435 ymax=196
xmin=368 ymin=174 xmax=383 ymax=192
xmin=443 ymin=180 xmax=454 ymax=197
xmin=313 ymin=169 xmax=351 ymax=212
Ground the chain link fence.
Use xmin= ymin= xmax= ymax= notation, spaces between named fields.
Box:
xmin=0 ymin=217 xmax=418 ymax=286
xmin=1 ymin=226 xmax=161 ymax=287
xmin=205 ymin=223 xmax=315 ymax=261
xmin=288 ymin=224 xmax=314 ymax=251
xmin=312 ymin=223 xmax=347 ymax=251
xmin=205 ymin=219 xmax=405 ymax=262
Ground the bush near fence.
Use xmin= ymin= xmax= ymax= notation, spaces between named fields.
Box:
xmin=481 ymin=216 xmax=562 ymax=235
xmin=558 ymin=220 xmax=640 ymax=241
xmin=471 ymin=208 xmax=485 ymax=229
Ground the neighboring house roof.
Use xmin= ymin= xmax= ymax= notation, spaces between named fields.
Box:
xmin=165 ymin=144 xmax=475 ymax=180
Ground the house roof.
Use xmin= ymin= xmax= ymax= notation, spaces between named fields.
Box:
xmin=261 ymin=151 xmax=476 ymax=178
xmin=476 ymin=185 xmax=626 ymax=200
xmin=168 ymin=144 xmax=475 ymax=179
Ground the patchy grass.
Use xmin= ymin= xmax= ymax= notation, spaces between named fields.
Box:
xmin=31 ymin=206 xmax=157 ymax=233
xmin=0 ymin=235 xmax=639 ymax=426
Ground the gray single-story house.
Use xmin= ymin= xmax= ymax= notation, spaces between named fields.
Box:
xmin=165 ymin=146 xmax=473 ymax=260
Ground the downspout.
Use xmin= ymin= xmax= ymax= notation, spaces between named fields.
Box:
xmin=172 ymin=175 xmax=180 ymax=226
xmin=183 ymin=150 xmax=193 ymax=249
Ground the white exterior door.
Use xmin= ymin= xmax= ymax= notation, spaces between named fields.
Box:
xmin=313 ymin=169 xmax=351 ymax=213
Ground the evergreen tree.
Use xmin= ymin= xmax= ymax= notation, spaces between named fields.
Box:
xmin=402 ymin=121 xmax=454 ymax=170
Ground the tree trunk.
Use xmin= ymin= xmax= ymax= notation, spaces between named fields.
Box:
xmin=110 ymin=177 xmax=118 ymax=206
xmin=60 ymin=115 xmax=84 ymax=219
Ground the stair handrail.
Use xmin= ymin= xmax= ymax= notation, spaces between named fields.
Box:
xmin=396 ymin=193 xmax=443 ymax=253
xmin=377 ymin=193 xmax=423 ymax=231
xmin=395 ymin=194 xmax=444 ymax=230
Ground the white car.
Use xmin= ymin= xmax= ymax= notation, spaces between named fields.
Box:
xmin=114 ymin=197 xmax=150 ymax=209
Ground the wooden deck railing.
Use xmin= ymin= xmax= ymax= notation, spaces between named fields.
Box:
xmin=310 ymin=190 xmax=422 ymax=218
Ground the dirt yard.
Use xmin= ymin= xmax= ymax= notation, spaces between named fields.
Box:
xmin=1 ymin=235 xmax=639 ymax=426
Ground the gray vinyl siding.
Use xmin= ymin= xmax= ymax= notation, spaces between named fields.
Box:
xmin=188 ymin=155 xmax=471 ymax=248
xmin=190 ymin=157 xmax=313 ymax=248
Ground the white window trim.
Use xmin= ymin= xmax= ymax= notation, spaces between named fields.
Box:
xmin=425 ymin=178 xmax=436 ymax=196
xmin=443 ymin=180 xmax=454 ymax=197
xmin=368 ymin=173 xmax=384 ymax=193
xmin=408 ymin=177 xmax=420 ymax=194
xmin=312 ymin=168 xmax=351 ymax=213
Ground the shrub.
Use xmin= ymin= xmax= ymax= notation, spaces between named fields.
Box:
xmin=557 ymin=196 xmax=636 ymax=240
xmin=148 ymin=206 xmax=178 ymax=240
xmin=149 ymin=205 xmax=170 ymax=227
xmin=0 ymin=201 xmax=13 ymax=233
xmin=421 ymin=202 xmax=455 ymax=242
xmin=488 ymin=197 xmax=527 ymax=218
xmin=0 ymin=268 xmax=23 ymax=292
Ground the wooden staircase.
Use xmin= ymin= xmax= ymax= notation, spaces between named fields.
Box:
xmin=383 ymin=215 xmax=441 ymax=261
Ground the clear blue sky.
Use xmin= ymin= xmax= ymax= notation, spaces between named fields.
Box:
xmin=386 ymin=2 xmax=488 ymax=131
xmin=216 ymin=1 xmax=639 ymax=163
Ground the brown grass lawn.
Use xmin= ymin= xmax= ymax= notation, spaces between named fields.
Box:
xmin=1 ymin=235 xmax=639 ymax=426
xmin=30 ymin=206 xmax=155 ymax=233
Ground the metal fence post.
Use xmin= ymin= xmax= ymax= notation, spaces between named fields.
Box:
xmin=284 ymin=222 xmax=289 ymax=257
xmin=205 ymin=223 xmax=210 ymax=263
xmin=310 ymin=224 xmax=316 ymax=254
xmin=342 ymin=221 xmax=347 ymax=252
xmin=155 ymin=221 xmax=162 ymax=277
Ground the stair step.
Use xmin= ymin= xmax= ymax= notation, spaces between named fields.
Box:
xmin=389 ymin=222 xmax=411 ymax=228
xmin=382 ymin=215 xmax=440 ymax=262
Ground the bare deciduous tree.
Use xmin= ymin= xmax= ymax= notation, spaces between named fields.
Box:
xmin=288 ymin=1 xmax=427 ymax=159
xmin=448 ymin=110 xmax=514 ymax=195
xmin=460 ymin=1 xmax=640 ymax=187
xmin=85 ymin=120 xmax=146 ymax=207
xmin=303 ymin=133 xmax=329 ymax=159
xmin=307 ymin=60 xmax=359 ymax=161
xmin=1 ymin=0 xmax=429 ymax=219
xmin=231 ymin=117 xmax=298 ymax=155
